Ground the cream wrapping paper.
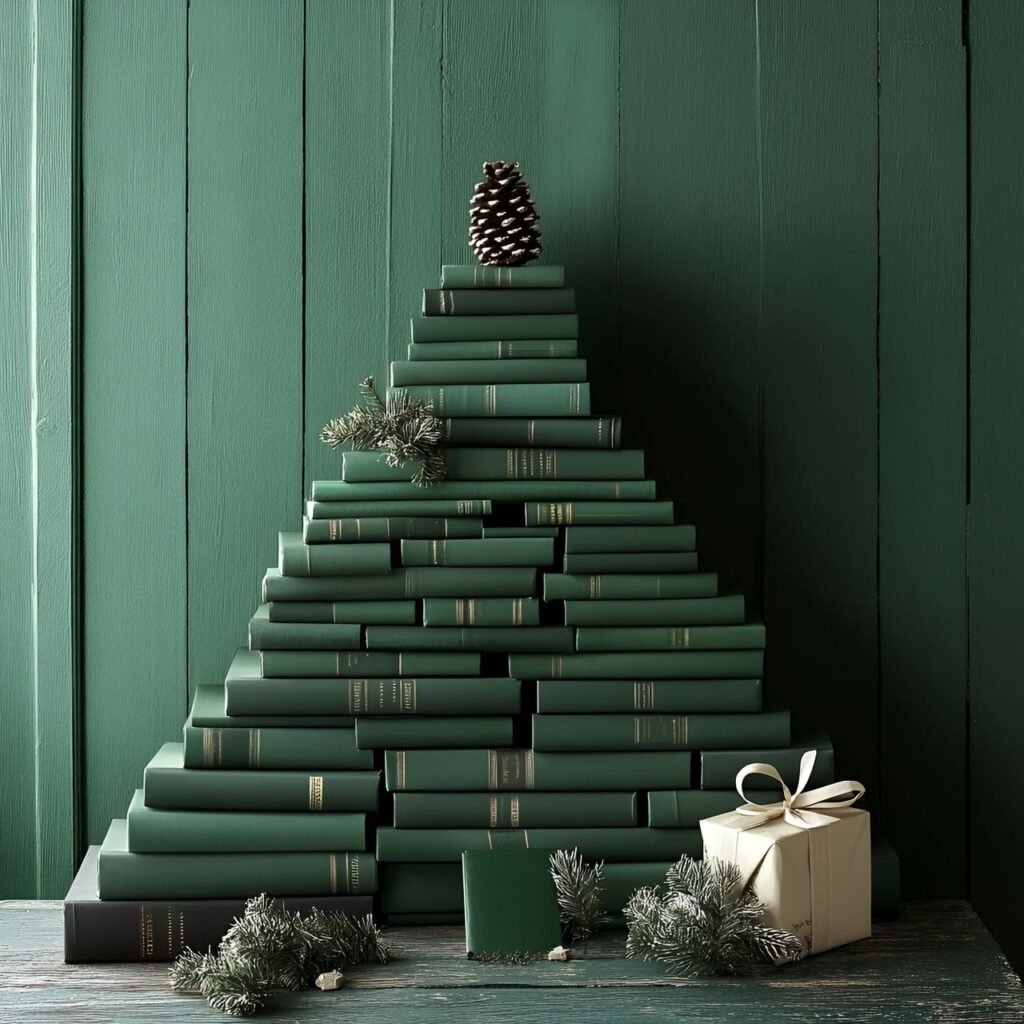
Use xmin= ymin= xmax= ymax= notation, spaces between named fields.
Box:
xmin=699 ymin=750 xmax=871 ymax=957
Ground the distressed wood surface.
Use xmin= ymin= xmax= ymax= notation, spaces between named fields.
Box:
xmin=0 ymin=902 xmax=1022 ymax=1022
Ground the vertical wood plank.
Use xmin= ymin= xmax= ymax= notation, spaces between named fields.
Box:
xmin=968 ymin=0 xmax=1024 ymax=975
xmin=304 ymin=0 xmax=391 ymax=490
xmin=619 ymin=0 xmax=761 ymax=604
xmin=758 ymin=0 xmax=880 ymax=796
xmin=187 ymin=0 xmax=303 ymax=691
xmin=82 ymin=0 xmax=187 ymax=845
xmin=878 ymin=0 xmax=967 ymax=897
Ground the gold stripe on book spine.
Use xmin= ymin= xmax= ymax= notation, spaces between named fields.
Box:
xmin=487 ymin=749 xmax=498 ymax=790
xmin=489 ymin=796 xmax=498 ymax=828
xmin=308 ymin=776 xmax=324 ymax=810
xmin=330 ymin=854 xmax=338 ymax=894
xmin=525 ymin=751 xmax=535 ymax=789
xmin=396 ymin=751 xmax=406 ymax=790
xmin=509 ymin=796 xmax=520 ymax=828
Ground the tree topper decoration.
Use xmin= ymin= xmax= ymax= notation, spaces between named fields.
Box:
xmin=469 ymin=161 xmax=542 ymax=266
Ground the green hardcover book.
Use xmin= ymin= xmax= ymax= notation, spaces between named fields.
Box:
xmin=564 ymin=596 xmax=745 ymax=627
xmin=392 ymin=791 xmax=637 ymax=828
xmin=262 ymin=566 xmax=537 ymax=601
xmin=303 ymin=516 xmax=483 ymax=543
xmin=564 ymin=525 xmax=697 ymax=553
xmin=386 ymin=912 xmax=464 ymax=925
xmin=388 ymin=383 xmax=589 ymax=417
xmin=267 ymin=600 xmax=417 ymax=625
xmin=535 ymin=679 xmax=763 ymax=714
xmin=390 ymin=358 xmax=587 ymax=386
xmin=408 ymin=339 xmax=578 ymax=361
xmin=574 ymin=623 xmax=767 ymax=652
xmin=98 ymin=820 xmax=376 ymax=899
xmin=444 ymin=416 xmax=621 ymax=449
xmin=422 ymin=597 xmax=541 ymax=627
xmin=526 ymin=500 xmax=673 ymax=526
xmin=296 ymin=498 xmax=492 ymax=519
xmin=544 ymin=572 xmax=719 ymax=601
xmin=699 ymin=733 xmax=834 ymax=790
xmin=531 ymin=710 xmax=789 ymax=752
xmin=379 ymin=863 xmax=464 ymax=913
xmin=482 ymin=526 xmax=560 ymax=538
xmin=182 ymin=718 xmax=374 ymax=770
xmin=411 ymin=313 xmax=578 ymax=343
xmin=384 ymin=748 xmax=692 ymax=792
xmin=563 ymin=551 xmax=699 ymax=574
xmin=366 ymin=625 xmax=573 ymax=654
xmin=248 ymin=605 xmax=362 ymax=651
xmin=646 ymin=790 xmax=744 ymax=827
xmin=377 ymin=826 xmax=700 ymax=863
xmin=191 ymin=683 xmax=354 ymax=728
xmin=259 ymin=649 xmax=481 ymax=678
xmin=278 ymin=532 xmax=391 ymax=577
xmin=422 ymin=287 xmax=576 ymax=316
xmin=311 ymin=479 xmax=655 ymax=503
xmin=400 ymin=537 xmax=555 ymax=568
xmin=509 ymin=650 xmax=765 ymax=679
xmin=441 ymin=264 xmax=565 ymax=289
xmin=354 ymin=717 xmax=514 ymax=750
xmin=126 ymin=791 xmax=366 ymax=854
xmin=599 ymin=863 xmax=677 ymax=914
xmin=143 ymin=744 xmax=380 ymax=812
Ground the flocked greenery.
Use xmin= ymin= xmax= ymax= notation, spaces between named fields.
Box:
xmin=624 ymin=855 xmax=805 ymax=976
xmin=168 ymin=894 xmax=391 ymax=1016
xmin=320 ymin=376 xmax=447 ymax=486
xmin=549 ymin=848 xmax=610 ymax=946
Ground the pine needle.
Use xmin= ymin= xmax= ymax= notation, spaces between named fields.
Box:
xmin=549 ymin=848 xmax=610 ymax=945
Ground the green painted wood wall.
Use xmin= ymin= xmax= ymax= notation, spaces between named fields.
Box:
xmin=2 ymin=0 xmax=1022 ymax=975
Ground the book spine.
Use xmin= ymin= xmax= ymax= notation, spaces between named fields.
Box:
xmin=408 ymin=339 xmax=578 ymax=361
xmin=258 ymin=650 xmax=482 ymax=677
xmin=526 ymin=500 xmax=673 ymax=526
xmin=387 ymin=383 xmax=589 ymax=417
xmin=303 ymin=499 xmax=492 ymax=518
xmin=511 ymin=650 xmax=764 ymax=679
xmin=355 ymin=717 xmax=514 ymax=750
xmin=399 ymin=537 xmax=555 ymax=567
xmin=279 ymin=535 xmax=392 ymax=577
xmin=564 ymin=525 xmax=697 ymax=553
xmin=440 ymin=264 xmax=566 ymax=288
xmin=531 ymin=710 xmax=790 ymax=752
xmin=182 ymin=723 xmax=374 ymax=770
xmin=411 ymin=313 xmax=579 ymax=343
xmin=563 ymin=551 xmax=699 ymax=574
xmin=190 ymin=693 xmax=355 ymax=729
xmin=98 ymin=849 xmax=378 ymax=899
xmin=267 ymin=601 xmax=417 ymax=624
xmin=390 ymin=358 xmax=587 ymax=386
xmin=303 ymin=516 xmax=483 ymax=543
xmin=249 ymin=619 xmax=363 ymax=651
xmin=600 ymin=863 xmax=677 ymax=914
xmin=391 ymin=792 xmax=637 ymax=828
xmin=422 ymin=287 xmax=576 ymax=316
xmin=365 ymin=625 xmax=574 ymax=653
xmin=376 ymin=827 xmax=700 ymax=863
xmin=311 ymin=479 xmax=654 ymax=502
xmin=535 ymin=679 xmax=764 ymax=714
xmin=444 ymin=416 xmax=621 ymax=448
xmin=483 ymin=526 xmax=559 ymax=538
xmin=563 ymin=596 xmax=745 ymax=627
xmin=263 ymin=567 xmax=538 ymax=601
xmin=543 ymin=572 xmax=720 ymax=601
xmin=379 ymin=863 xmax=464 ymax=913
xmin=699 ymin=741 xmax=834 ymax=790
xmin=646 ymin=790 xmax=742 ymax=827
xmin=574 ymin=623 xmax=766 ymax=652
xmin=422 ymin=597 xmax=541 ymax=627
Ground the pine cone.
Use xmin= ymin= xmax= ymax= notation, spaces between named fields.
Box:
xmin=468 ymin=160 xmax=542 ymax=267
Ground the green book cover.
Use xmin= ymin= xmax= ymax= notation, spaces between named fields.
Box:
xmin=482 ymin=526 xmax=559 ymax=538
xmin=303 ymin=516 xmax=483 ymax=543
xmin=574 ymin=623 xmax=767 ymax=652
xmin=646 ymin=789 xmax=744 ymax=827
xmin=564 ymin=596 xmax=745 ymax=627
xmin=297 ymin=498 xmax=493 ymax=519
xmin=399 ymin=537 xmax=555 ymax=568
xmin=526 ymin=500 xmax=673 ymax=526
xmin=312 ymin=479 xmax=655 ymax=503
xmin=535 ymin=679 xmax=763 ymax=714
xmin=126 ymin=790 xmax=366 ymax=854
xmin=411 ymin=312 xmax=579 ymax=342
xmin=143 ymin=744 xmax=380 ymax=812
xmin=191 ymin=683 xmax=354 ymax=728
xmin=699 ymin=733 xmax=834 ymax=790
xmin=98 ymin=820 xmax=377 ymax=899
xmin=422 ymin=597 xmax=541 ymax=627
xmin=278 ymin=532 xmax=391 ymax=577
xmin=390 ymin=358 xmax=587 ymax=386
xmin=600 ymin=863 xmax=678 ymax=914
xmin=462 ymin=850 xmax=563 ymax=957
xmin=563 ymin=552 xmax=699 ymax=574
xmin=531 ymin=710 xmax=789 ymax=752
xmin=248 ymin=605 xmax=363 ymax=651
xmin=443 ymin=416 xmax=621 ymax=449
xmin=259 ymin=649 xmax=481 ymax=678
xmin=440 ymin=265 xmax=565 ymax=289
xmin=379 ymin=863 xmax=464 ymax=913
xmin=422 ymin=287 xmax=576 ymax=316
xmin=355 ymin=717 xmax=514 ymax=750
xmin=543 ymin=572 xmax=719 ymax=601
xmin=564 ymin=525 xmax=696 ymax=553
xmin=267 ymin=600 xmax=417 ymax=625
xmin=386 ymin=912 xmax=464 ymax=925
xmin=388 ymin=383 xmax=589 ymax=417
xmin=365 ymin=625 xmax=573 ymax=654
xmin=392 ymin=791 xmax=637 ymax=829
xmin=408 ymin=339 xmax=578 ymax=361
xmin=509 ymin=650 xmax=765 ymax=679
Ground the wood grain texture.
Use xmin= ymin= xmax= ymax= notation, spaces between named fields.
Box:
xmin=187 ymin=0 xmax=304 ymax=690
xmin=968 ymin=0 xmax=1024 ymax=979
xmin=758 ymin=0 xmax=880 ymax=799
xmin=878 ymin=0 xmax=967 ymax=898
xmin=1 ymin=902 xmax=1022 ymax=1022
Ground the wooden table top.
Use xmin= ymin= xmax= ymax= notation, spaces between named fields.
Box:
xmin=1 ymin=900 xmax=1021 ymax=1023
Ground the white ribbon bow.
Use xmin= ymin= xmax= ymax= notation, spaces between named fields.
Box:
xmin=734 ymin=749 xmax=865 ymax=831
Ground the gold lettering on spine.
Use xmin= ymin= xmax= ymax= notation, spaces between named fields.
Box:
xmin=509 ymin=796 xmax=521 ymax=828
xmin=489 ymin=796 xmax=498 ymax=828
xmin=309 ymin=776 xmax=324 ymax=810
xmin=348 ymin=853 xmax=359 ymax=893
xmin=329 ymin=519 xmax=338 ymax=541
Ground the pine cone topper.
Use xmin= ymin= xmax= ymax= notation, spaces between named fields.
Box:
xmin=469 ymin=160 xmax=542 ymax=267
